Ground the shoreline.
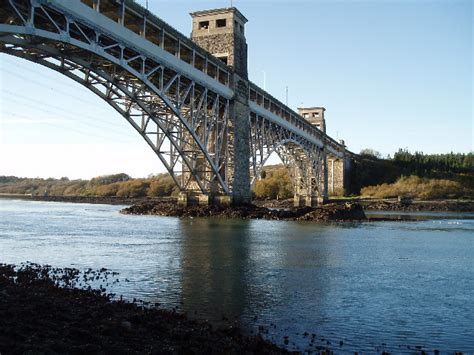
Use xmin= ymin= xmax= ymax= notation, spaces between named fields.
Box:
xmin=1 ymin=194 xmax=473 ymax=216
xmin=0 ymin=263 xmax=288 ymax=354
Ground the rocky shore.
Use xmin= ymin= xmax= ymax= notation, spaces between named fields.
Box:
xmin=0 ymin=263 xmax=288 ymax=354
xmin=3 ymin=194 xmax=472 ymax=214
xmin=359 ymin=199 xmax=474 ymax=212
xmin=121 ymin=201 xmax=367 ymax=222
xmin=255 ymin=198 xmax=474 ymax=213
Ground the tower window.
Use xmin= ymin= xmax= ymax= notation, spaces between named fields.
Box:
xmin=199 ymin=21 xmax=209 ymax=30
xmin=217 ymin=56 xmax=228 ymax=65
xmin=313 ymin=112 xmax=319 ymax=117
xmin=216 ymin=19 xmax=227 ymax=28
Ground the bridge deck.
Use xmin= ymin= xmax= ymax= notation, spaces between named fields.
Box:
xmin=249 ymin=83 xmax=345 ymax=158
xmin=80 ymin=0 xmax=232 ymax=88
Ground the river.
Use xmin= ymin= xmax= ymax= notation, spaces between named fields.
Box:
xmin=0 ymin=199 xmax=473 ymax=353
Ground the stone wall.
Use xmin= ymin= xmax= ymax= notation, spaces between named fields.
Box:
xmin=192 ymin=34 xmax=247 ymax=78
xmin=328 ymin=157 xmax=352 ymax=196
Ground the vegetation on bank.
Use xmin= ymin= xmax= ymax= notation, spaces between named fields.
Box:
xmin=352 ymin=150 xmax=473 ymax=199
xmin=253 ymin=166 xmax=293 ymax=200
xmin=0 ymin=173 xmax=178 ymax=198
xmin=361 ymin=175 xmax=472 ymax=199
xmin=0 ymin=150 xmax=472 ymax=201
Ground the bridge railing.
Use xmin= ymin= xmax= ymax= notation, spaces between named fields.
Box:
xmin=249 ymin=82 xmax=344 ymax=155
xmin=80 ymin=0 xmax=231 ymax=87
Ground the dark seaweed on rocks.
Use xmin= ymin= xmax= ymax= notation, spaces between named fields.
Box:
xmin=120 ymin=202 xmax=367 ymax=222
xmin=0 ymin=263 xmax=289 ymax=354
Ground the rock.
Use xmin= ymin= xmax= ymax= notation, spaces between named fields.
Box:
xmin=121 ymin=201 xmax=368 ymax=222
xmin=121 ymin=320 xmax=132 ymax=331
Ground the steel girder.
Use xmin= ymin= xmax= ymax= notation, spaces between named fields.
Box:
xmin=0 ymin=0 xmax=232 ymax=194
xmin=249 ymin=112 xmax=327 ymax=198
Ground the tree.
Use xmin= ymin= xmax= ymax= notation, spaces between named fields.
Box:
xmin=360 ymin=148 xmax=382 ymax=159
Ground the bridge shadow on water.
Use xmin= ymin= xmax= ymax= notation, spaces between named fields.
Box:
xmin=178 ymin=218 xmax=254 ymax=325
xmin=174 ymin=218 xmax=334 ymax=339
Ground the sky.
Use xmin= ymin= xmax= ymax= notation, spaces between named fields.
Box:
xmin=0 ymin=0 xmax=472 ymax=179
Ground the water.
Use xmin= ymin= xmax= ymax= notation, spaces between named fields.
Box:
xmin=0 ymin=199 xmax=473 ymax=353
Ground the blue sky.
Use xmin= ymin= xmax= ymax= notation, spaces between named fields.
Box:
xmin=0 ymin=0 xmax=472 ymax=179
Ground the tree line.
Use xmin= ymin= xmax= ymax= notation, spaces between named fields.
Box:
xmin=1 ymin=149 xmax=472 ymax=200
xmin=0 ymin=173 xmax=178 ymax=198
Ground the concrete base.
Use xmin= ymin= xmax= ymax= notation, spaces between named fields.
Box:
xmin=178 ymin=192 xmax=232 ymax=207
xmin=214 ymin=195 xmax=232 ymax=206
xmin=294 ymin=195 xmax=327 ymax=208
xmin=178 ymin=192 xmax=208 ymax=207
xmin=316 ymin=196 xmax=327 ymax=205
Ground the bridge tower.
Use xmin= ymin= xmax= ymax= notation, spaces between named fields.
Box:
xmin=190 ymin=8 xmax=251 ymax=205
xmin=295 ymin=107 xmax=329 ymax=205
xmin=298 ymin=107 xmax=347 ymax=197
xmin=190 ymin=8 xmax=248 ymax=77
xmin=298 ymin=107 xmax=326 ymax=133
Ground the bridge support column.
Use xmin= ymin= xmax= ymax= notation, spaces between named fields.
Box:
xmin=230 ymin=74 xmax=251 ymax=205
xmin=293 ymin=195 xmax=317 ymax=208
xmin=321 ymin=151 xmax=329 ymax=203
xmin=328 ymin=158 xmax=345 ymax=196
xmin=178 ymin=192 xmax=232 ymax=207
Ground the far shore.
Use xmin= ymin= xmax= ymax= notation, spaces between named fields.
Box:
xmin=1 ymin=193 xmax=473 ymax=214
xmin=0 ymin=193 xmax=167 ymax=206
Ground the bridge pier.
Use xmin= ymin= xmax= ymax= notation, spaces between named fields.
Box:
xmin=327 ymin=144 xmax=351 ymax=196
xmin=328 ymin=158 xmax=345 ymax=196
xmin=293 ymin=195 xmax=326 ymax=208
xmin=190 ymin=8 xmax=251 ymax=206
xmin=231 ymin=75 xmax=252 ymax=205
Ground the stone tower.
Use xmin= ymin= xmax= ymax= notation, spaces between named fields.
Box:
xmin=190 ymin=8 xmax=248 ymax=78
xmin=298 ymin=107 xmax=326 ymax=133
xmin=187 ymin=7 xmax=251 ymax=205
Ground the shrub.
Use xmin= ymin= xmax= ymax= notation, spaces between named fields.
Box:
xmin=116 ymin=180 xmax=149 ymax=198
xmin=361 ymin=175 xmax=473 ymax=200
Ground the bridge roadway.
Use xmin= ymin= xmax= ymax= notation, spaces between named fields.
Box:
xmin=0 ymin=0 xmax=352 ymax=206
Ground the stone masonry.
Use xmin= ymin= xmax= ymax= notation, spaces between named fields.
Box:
xmin=190 ymin=8 xmax=248 ymax=77
xmin=190 ymin=8 xmax=251 ymax=205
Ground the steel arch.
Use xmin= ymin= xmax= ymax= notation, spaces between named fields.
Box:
xmin=0 ymin=0 xmax=232 ymax=194
xmin=249 ymin=112 xmax=327 ymax=198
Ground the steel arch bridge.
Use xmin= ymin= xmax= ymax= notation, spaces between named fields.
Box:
xmin=0 ymin=0 xmax=351 ymax=206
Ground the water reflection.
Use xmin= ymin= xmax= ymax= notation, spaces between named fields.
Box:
xmin=178 ymin=218 xmax=335 ymax=339
xmin=179 ymin=218 xmax=253 ymax=323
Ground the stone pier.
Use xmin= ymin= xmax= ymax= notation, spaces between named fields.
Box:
xmin=190 ymin=7 xmax=251 ymax=205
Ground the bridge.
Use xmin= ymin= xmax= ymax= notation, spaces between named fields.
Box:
xmin=0 ymin=0 xmax=353 ymax=206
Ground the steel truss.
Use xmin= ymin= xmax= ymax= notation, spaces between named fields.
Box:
xmin=0 ymin=0 xmax=232 ymax=194
xmin=250 ymin=112 xmax=327 ymax=198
